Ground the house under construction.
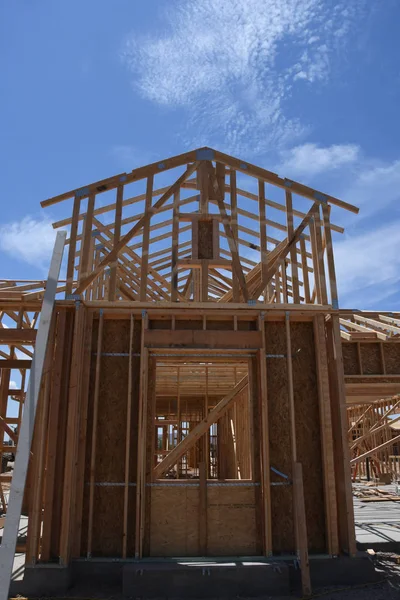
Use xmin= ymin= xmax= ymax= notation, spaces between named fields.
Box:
xmin=0 ymin=147 xmax=398 ymax=597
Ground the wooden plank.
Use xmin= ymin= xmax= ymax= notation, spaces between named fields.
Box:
xmin=199 ymin=461 xmax=207 ymax=555
xmin=300 ymin=236 xmax=311 ymax=304
xmin=0 ymin=329 xmax=36 ymax=344
xmin=355 ymin=314 xmax=400 ymax=335
xmin=135 ymin=314 xmax=149 ymax=558
xmin=209 ymin=162 xmax=248 ymax=301
xmin=171 ymin=190 xmax=180 ymax=302
xmin=79 ymin=194 xmax=95 ymax=283
xmin=59 ymin=303 xmax=86 ymax=564
xmin=313 ymin=315 xmax=339 ymax=555
xmin=258 ymin=314 xmax=272 ymax=556
xmin=285 ymin=314 xmax=297 ymax=461
xmin=72 ymin=311 xmax=94 ymax=557
xmin=258 ymin=180 xmax=268 ymax=288
xmin=144 ymin=329 xmax=262 ymax=349
xmin=0 ymin=360 xmax=32 ymax=369
xmin=140 ymin=176 xmax=154 ymax=301
xmin=293 ymin=463 xmax=312 ymax=597
xmin=154 ymin=375 xmax=248 ymax=478
xmin=86 ymin=310 xmax=104 ymax=558
xmin=322 ymin=204 xmax=338 ymax=308
xmin=41 ymin=311 xmax=67 ymax=561
xmin=285 ymin=191 xmax=300 ymax=303
xmin=108 ymin=185 xmax=124 ymax=300
xmin=75 ymin=163 xmax=199 ymax=295
xmin=66 ymin=194 xmax=81 ymax=295
xmin=123 ymin=315 xmax=134 ymax=558
xmin=351 ymin=434 xmax=400 ymax=464
xmin=213 ymin=148 xmax=359 ymax=214
xmin=251 ymin=204 xmax=319 ymax=301
xmin=327 ymin=316 xmax=356 ymax=555
xmin=313 ymin=210 xmax=328 ymax=305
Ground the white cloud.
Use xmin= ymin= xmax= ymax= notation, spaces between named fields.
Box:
xmin=344 ymin=159 xmax=400 ymax=214
xmin=9 ymin=381 xmax=17 ymax=390
xmin=122 ymin=0 xmax=366 ymax=155
xmin=0 ymin=216 xmax=57 ymax=270
xmin=279 ymin=143 xmax=360 ymax=176
xmin=334 ymin=221 xmax=400 ymax=307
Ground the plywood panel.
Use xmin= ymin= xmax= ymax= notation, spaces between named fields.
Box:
xmin=150 ymin=486 xmax=200 ymax=556
xmin=81 ymin=319 xmax=141 ymax=558
xmin=384 ymin=343 xmax=400 ymax=374
xmin=291 ymin=322 xmax=326 ymax=553
xmin=342 ymin=343 xmax=359 ymax=375
xmin=207 ymin=485 xmax=258 ymax=556
xmin=266 ymin=322 xmax=294 ymax=553
xmin=360 ymin=343 xmax=382 ymax=375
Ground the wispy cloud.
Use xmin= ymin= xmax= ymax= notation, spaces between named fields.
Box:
xmin=334 ymin=221 xmax=400 ymax=308
xmin=122 ymin=0 xmax=366 ymax=154
xmin=278 ymin=143 xmax=360 ymax=177
xmin=0 ymin=216 xmax=56 ymax=271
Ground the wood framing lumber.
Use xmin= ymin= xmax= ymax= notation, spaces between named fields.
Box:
xmin=293 ymin=462 xmax=312 ymax=597
xmin=154 ymin=375 xmax=248 ymax=478
xmin=74 ymin=162 xmax=199 ymax=295
xmin=351 ymin=415 xmax=400 ymax=451
xmin=0 ymin=417 xmax=17 ymax=444
xmin=339 ymin=318 xmax=387 ymax=341
xmin=144 ymin=329 xmax=262 ymax=349
xmin=213 ymin=148 xmax=359 ymax=214
xmin=208 ymin=163 xmax=249 ymax=301
xmin=251 ymin=203 xmax=319 ymax=300
xmin=0 ymin=329 xmax=36 ymax=343
xmin=108 ymin=185 xmax=123 ymax=300
xmin=258 ymin=314 xmax=272 ymax=556
xmin=41 ymin=148 xmax=200 ymax=207
xmin=350 ymin=434 xmax=400 ymax=464
xmin=0 ymin=231 xmax=66 ymax=600
xmin=354 ymin=314 xmax=400 ymax=335
xmin=87 ymin=310 xmax=104 ymax=557
xmin=0 ymin=359 xmax=32 ymax=369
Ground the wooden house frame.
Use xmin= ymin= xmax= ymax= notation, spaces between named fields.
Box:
xmin=1 ymin=147 xmax=399 ymax=596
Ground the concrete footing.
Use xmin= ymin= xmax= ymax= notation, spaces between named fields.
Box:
xmin=10 ymin=563 xmax=72 ymax=597
xmin=9 ymin=554 xmax=382 ymax=598
xmin=123 ymin=561 xmax=289 ymax=598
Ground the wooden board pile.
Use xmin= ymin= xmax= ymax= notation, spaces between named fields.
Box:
xmin=354 ymin=485 xmax=400 ymax=502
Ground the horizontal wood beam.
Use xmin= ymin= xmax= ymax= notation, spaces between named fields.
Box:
xmin=0 ymin=329 xmax=37 ymax=344
xmin=0 ymin=359 xmax=32 ymax=369
xmin=144 ymin=329 xmax=262 ymax=349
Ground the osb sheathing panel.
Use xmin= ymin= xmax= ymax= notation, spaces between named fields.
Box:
xmin=291 ymin=322 xmax=326 ymax=553
xmin=150 ymin=487 xmax=200 ymax=556
xmin=149 ymin=486 xmax=258 ymax=557
xmin=81 ymin=319 xmax=141 ymax=557
xmin=266 ymin=321 xmax=326 ymax=554
xmin=360 ymin=343 xmax=382 ymax=375
xmin=342 ymin=343 xmax=360 ymax=375
xmin=384 ymin=343 xmax=400 ymax=374
xmin=207 ymin=486 xmax=258 ymax=556
xmin=266 ymin=322 xmax=293 ymax=553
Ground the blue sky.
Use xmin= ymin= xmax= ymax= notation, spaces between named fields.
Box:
xmin=1 ymin=0 xmax=400 ymax=310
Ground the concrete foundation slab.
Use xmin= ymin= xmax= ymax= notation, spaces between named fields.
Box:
xmin=123 ymin=560 xmax=290 ymax=598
